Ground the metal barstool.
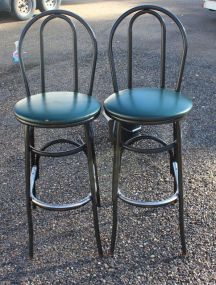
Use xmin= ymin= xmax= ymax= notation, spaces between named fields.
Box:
xmin=103 ymin=5 xmax=193 ymax=255
xmin=14 ymin=10 xmax=103 ymax=258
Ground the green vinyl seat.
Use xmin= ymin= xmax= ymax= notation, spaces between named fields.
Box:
xmin=104 ymin=87 xmax=192 ymax=124
xmin=14 ymin=91 xmax=101 ymax=127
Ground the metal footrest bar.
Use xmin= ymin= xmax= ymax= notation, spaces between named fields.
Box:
xmin=123 ymin=134 xmax=176 ymax=154
xmin=30 ymin=138 xmax=86 ymax=157
xmin=118 ymin=189 xmax=179 ymax=208
xmin=31 ymin=194 xmax=92 ymax=211
xmin=117 ymin=160 xmax=179 ymax=208
xmin=30 ymin=166 xmax=92 ymax=211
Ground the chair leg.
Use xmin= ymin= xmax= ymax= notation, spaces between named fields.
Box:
xmin=29 ymin=127 xmax=40 ymax=182
xmin=110 ymin=122 xmax=122 ymax=256
xmin=24 ymin=125 xmax=34 ymax=259
xmin=88 ymin=124 xmax=101 ymax=207
xmin=29 ymin=127 xmax=37 ymax=209
xmin=84 ymin=124 xmax=103 ymax=257
xmin=175 ymin=121 xmax=187 ymax=255
xmin=172 ymin=122 xmax=178 ymax=195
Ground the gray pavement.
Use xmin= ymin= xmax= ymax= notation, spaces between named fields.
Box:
xmin=0 ymin=0 xmax=215 ymax=284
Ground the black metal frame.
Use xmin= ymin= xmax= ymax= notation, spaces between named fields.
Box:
xmin=107 ymin=5 xmax=188 ymax=256
xmin=17 ymin=10 xmax=103 ymax=258
xmin=109 ymin=5 xmax=187 ymax=93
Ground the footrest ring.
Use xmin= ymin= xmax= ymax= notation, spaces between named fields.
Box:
xmin=31 ymin=193 xmax=92 ymax=211
xmin=118 ymin=189 xmax=179 ymax=208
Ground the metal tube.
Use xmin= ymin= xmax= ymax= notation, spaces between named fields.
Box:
xmin=88 ymin=123 xmax=101 ymax=207
xmin=40 ymin=14 xmax=78 ymax=93
xmin=118 ymin=189 xmax=178 ymax=208
xmin=29 ymin=126 xmax=36 ymax=209
xmin=176 ymin=121 xmax=187 ymax=254
xmin=108 ymin=5 xmax=187 ymax=93
xmin=84 ymin=124 xmax=103 ymax=257
xmin=24 ymin=125 xmax=34 ymax=258
xmin=123 ymin=134 xmax=176 ymax=154
xmin=19 ymin=9 xmax=98 ymax=97
xmin=110 ymin=122 xmax=122 ymax=255
xmin=128 ymin=10 xmax=166 ymax=89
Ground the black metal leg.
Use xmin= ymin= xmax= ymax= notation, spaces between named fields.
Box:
xmin=168 ymin=123 xmax=176 ymax=178
xmin=29 ymin=127 xmax=35 ymax=166
xmin=110 ymin=122 xmax=122 ymax=256
xmin=29 ymin=127 xmax=37 ymax=209
xmin=84 ymin=124 xmax=103 ymax=257
xmin=172 ymin=122 xmax=178 ymax=195
xmin=88 ymin=124 xmax=101 ymax=207
xmin=25 ymin=125 xmax=34 ymax=259
xmin=35 ymin=154 xmax=40 ymax=181
xmin=175 ymin=121 xmax=187 ymax=255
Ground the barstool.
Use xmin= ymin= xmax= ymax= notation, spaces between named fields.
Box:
xmin=103 ymin=5 xmax=193 ymax=255
xmin=14 ymin=10 xmax=103 ymax=258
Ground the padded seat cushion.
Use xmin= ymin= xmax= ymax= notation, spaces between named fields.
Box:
xmin=14 ymin=91 xmax=101 ymax=126
xmin=104 ymin=88 xmax=193 ymax=123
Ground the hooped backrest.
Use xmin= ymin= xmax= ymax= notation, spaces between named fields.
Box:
xmin=108 ymin=5 xmax=188 ymax=93
xmin=18 ymin=9 xmax=97 ymax=97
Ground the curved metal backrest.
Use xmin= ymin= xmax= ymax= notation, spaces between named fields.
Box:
xmin=109 ymin=5 xmax=188 ymax=92
xmin=18 ymin=10 xmax=97 ymax=96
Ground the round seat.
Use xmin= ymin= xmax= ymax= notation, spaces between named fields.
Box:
xmin=14 ymin=91 xmax=101 ymax=127
xmin=104 ymin=88 xmax=193 ymax=124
